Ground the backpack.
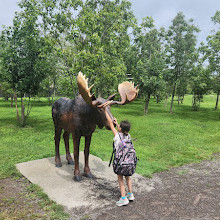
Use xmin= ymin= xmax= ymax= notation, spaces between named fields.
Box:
xmin=109 ymin=133 xmax=137 ymax=176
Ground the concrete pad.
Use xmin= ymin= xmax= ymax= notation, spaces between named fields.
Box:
xmin=16 ymin=152 xmax=154 ymax=210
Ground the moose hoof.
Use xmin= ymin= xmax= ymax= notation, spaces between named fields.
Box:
xmin=67 ymin=160 xmax=74 ymax=165
xmin=83 ymin=173 xmax=94 ymax=179
xmin=73 ymin=175 xmax=82 ymax=181
xmin=55 ymin=163 xmax=62 ymax=167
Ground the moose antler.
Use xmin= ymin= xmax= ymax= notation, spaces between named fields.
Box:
xmin=77 ymin=72 xmax=112 ymax=107
xmin=116 ymin=81 xmax=139 ymax=105
xmin=77 ymin=72 xmax=139 ymax=107
xmin=77 ymin=72 xmax=94 ymax=106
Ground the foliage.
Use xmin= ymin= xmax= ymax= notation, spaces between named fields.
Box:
xmin=211 ymin=10 xmax=220 ymax=25
xmin=40 ymin=0 xmax=135 ymax=97
xmin=165 ymin=12 xmax=199 ymax=113
xmin=190 ymin=65 xmax=212 ymax=110
xmin=0 ymin=0 xmax=53 ymax=126
xmin=132 ymin=17 xmax=166 ymax=114
xmin=205 ymin=11 xmax=220 ymax=110
xmin=0 ymin=2 xmax=220 ymax=117
xmin=0 ymin=0 xmax=136 ymax=125
xmin=1 ymin=2 xmax=48 ymax=95
xmin=75 ymin=0 xmax=135 ymax=96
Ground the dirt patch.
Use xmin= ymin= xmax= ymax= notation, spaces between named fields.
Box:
xmin=0 ymin=177 xmax=50 ymax=220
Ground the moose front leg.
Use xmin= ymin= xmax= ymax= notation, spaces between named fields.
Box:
xmin=84 ymin=135 xmax=94 ymax=178
xmin=73 ymin=134 xmax=82 ymax=181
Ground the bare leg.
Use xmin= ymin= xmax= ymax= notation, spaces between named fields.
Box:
xmin=63 ymin=131 xmax=74 ymax=165
xmin=125 ymin=176 xmax=132 ymax=193
xmin=84 ymin=136 xmax=93 ymax=178
xmin=118 ymin=175 xmax=126 ymax=197
xmin=54 ymin=128 xmax=62 ymax=167
xmin=73 ymin=134 xmax=81 ymax=181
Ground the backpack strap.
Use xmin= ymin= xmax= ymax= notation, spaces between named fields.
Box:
xmin=108 ymin=141 xmax=115 ymax=167
xmin=118 ymin=133 xmax=122 ymax=141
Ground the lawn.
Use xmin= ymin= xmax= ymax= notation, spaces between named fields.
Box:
xmin=0 ymin=94 xmax=219 ymax=179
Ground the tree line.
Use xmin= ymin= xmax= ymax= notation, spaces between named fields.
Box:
xmin=0 ymin=0 xmax=219 ymax=126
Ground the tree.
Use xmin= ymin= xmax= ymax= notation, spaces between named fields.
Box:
xmin=190 ymin=64 xmax=211 ymax=111
xmin=166 ymin=12 xmax=199 ymax=113
xmin=206 ymin=11 xmax=220 ymax=110
xmin=38 ymin=50 xmax=60 ymax=104
xmin=134 ymin=17 xmax=166 ymax=115
xmin=0 ymin=0 xmax=52 ymax=126
xmin=40 ymin=0 xmax=83 ymax=96
xmin=40 ymin=0 xmax=135 ymax=97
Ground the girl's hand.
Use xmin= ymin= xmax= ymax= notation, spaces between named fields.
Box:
xmin=113 ymin=118 xmax=120 ymax=131
xmin=113 ymin=118 xmax=118 ymax=125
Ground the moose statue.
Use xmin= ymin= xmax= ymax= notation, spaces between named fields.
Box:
xmin=52 ymin=72 xmax=139 ymax=181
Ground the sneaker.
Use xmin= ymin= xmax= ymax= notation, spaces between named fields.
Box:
xmin=127 ymin=193 xmax=135 ymax=201
xmin=116 ymin=197 xmax=129 ymax=206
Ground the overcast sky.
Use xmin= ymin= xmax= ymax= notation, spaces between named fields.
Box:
xmin=0 ymin=0 xmax=219 ymax=43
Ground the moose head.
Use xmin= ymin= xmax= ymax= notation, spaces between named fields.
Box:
xmin=77 ymin=71 xmax=139 ymax=129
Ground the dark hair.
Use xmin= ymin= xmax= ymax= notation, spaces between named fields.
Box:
xmin=120 ymin=120 xmax=131 ymax=134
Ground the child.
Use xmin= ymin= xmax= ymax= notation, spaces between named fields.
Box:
xmin=107 ymin=116 xmax=135 ymax=206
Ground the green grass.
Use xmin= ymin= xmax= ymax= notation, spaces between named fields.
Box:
xmin=0 ymin=95 xmax=220 ymax=179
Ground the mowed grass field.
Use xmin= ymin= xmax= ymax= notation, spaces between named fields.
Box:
xmin=0 ymin=94 xmax=220 ymax=179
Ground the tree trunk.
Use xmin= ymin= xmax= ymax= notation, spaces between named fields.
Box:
xmin=192 ymin=95 xmax=196 ymax=111
xmin=144 ymin=94 xmax=151 ymax=115
xmin=156 ymin=95 xmax=159 ymax=103
xmin=14 ymin=92 xmax=20 ymax=122
xmin=192 ymin=95 xmax=200 ymax=111
xmin=178 ymin=95 xmax=180 ymax=105
xmin=4 ymin=96 xmax=9 ymax=101
xmin=21 ymin=96 xmax=25 ymax=126
xmin=170 ymin=82 xmax=176 ymax=114
xmin=164 ymin=95 xmax=168 ymax=108
xmin=10 ymin=96 xmax=13 ymax=107
xmin=48 ymin=90 xmax=51 ymax=106
xmin=181 ymin=94 xmax=184 ymax=104
xmin=53 ymin=79 xmax=56 ymax=97
xmin=215 ymin=90 xmax=220 ymax=110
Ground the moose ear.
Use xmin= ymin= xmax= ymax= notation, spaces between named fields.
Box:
xmin=107 ymin=94 xmax=116 ymax=101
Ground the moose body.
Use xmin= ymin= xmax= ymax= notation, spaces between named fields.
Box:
xmin=52 ymin=95 xmax=114 ymax=181
xmin=52 ymin=72 xmax=138 ymax=181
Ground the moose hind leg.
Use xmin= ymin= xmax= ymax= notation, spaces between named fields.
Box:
xmin=63 ymin=131 xmax=74 ymax=165
xmin=54 ymin=128 xmax=62 ymax=167
xmin=84 ymin=136 xmax=94 ymax=178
